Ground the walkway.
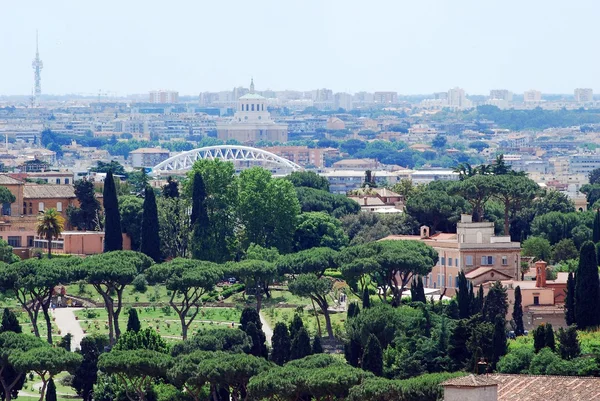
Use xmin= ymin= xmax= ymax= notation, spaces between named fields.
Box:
xmin=52 ymin=307 xmax=85 ymax=351
xmin=259 ymin=311 xmax=273 ymax=345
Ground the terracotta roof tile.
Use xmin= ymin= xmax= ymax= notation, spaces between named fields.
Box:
xmin=0 ymin=175 xmax=22 ymax=185
xmin=23 ymin=184 xmax=76 ymax=199
xmin=492 ymin=374 xmax=600 ymax=400
xmin=443 ymin=374 xmax=498 ymax=387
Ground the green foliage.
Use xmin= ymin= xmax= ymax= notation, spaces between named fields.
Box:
xmin=575 ymin=241 xmax=600 ymax=329
xmin=140 ymin=187 xmax=161 ymax=262
xmin=405 ymin=189 xmax=470 ymax=232
xmin=171 ymin=328 xmax=251 ymax=356
xmin=482 ymin=281 xmax=508 ymax=324
xmin=558 ymin=326 xmax=581 ymax=360
xmin=127 ymin=308 xmax=141 ymax=333
xmin=286 ymin=171 xmax=330 ymax=191
xmin=362 ymin=287 xmax=371 ymax=309
xmin=271 ymin=322 xmax=291 ymax=365
xmin=492 ymin=316 xmax=507 ymax=369
xmin=132 ymin=274 xmax=148 ymax=293
xmin=339 ymin=240 xmax=438 ymax=305
xmin=45 ymin=378 xmax=57 ymax=401
xmin=545 ymin=323 xmax=556 ymax=352
xmin=531 ymin=212 xmax=582 ymax=245
xmin=552 ymin=239 xmax=579 ymax=264
xmin=512 ymin=286 xmax=524 ymax=336
xmin=127 ymin=169 xmax=150 ymax=195
xmin=0 ymin=186 xmax=15 ymax=205
xmin=277 ymin=247 xmax=338 ymax=278
xmin=456 ymin=272 xmax=471 ymax=319
xmin=341 ymin=211 xmax=418 ymax=245
xmin=157 ymin=196 xmax=191 ymax=259
xmin=362 ymin=334 xmax=383 ymax=376
xmin=533 ymin=324 xmax=546 ymax=353
xmin=289 ymin=314 xmax=304 ymax=339
xmin=565 ymin=272 xmax=576 ymax=326
xmin=227 ymin=259 xmax=276 ymax=312
xmin=294 ymin=212 xmax=348 ymax=251
xmin=0 ymin=308 xmax=21 ymax=334
xmin=288 ymin=274 xmax=335 ymax=337
xmin=290 ymin=327 xmax=312 ymax=361
xmin=103 ymin=172 xmax=123 ymax=252
xmin=68 ymin=179 xmax=101 ymax=231
xmin=73 ymin=336 xmax=105 ymax=401
xmin=91 ymin=160 xmax=127 ymax=176
xmin=240 ymin=307 xmax=262 ymax=332
xmin=162 ymin=176 xmax=179 ymax=198
xmin=245 ymin=322 xmax=269 ymax=359
xmin=295 ymin=186 xmax=361 ymax=218
xmin=118 ymin=195 xmax=143 ymax=251
xmin=497 ymin=346 xmax=534 ymax=374
xmin=114 ymin=328 xmax=169 ymax=353
xmin=312 ymin=336 xmax=323 ymax=354
xmin=347 ymin=302 xmax=360 ymax=319
xmin=58 ymin=333 xmax=72 ymax=351
xmin=521 ymin=236 xmax=552 ymax=261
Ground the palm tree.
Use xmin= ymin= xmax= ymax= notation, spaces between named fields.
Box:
xmin=36 ymin=208 xmax=65 ymax=258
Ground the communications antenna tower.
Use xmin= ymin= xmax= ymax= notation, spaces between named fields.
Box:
xmin=32 ymin=30 xmax=43 ymax=104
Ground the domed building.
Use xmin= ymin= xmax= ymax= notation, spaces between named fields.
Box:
xmin=217 ymin=79 xmax=288 ymax=144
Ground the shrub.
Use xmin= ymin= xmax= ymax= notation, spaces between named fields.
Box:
xmin=132 ymin=274 xmax=148 ymax=293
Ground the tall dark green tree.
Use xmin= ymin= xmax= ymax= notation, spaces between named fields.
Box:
xmin=240 ymin=307 xmax=262 ymax=332
xmin=270 ymin=322 xmax=291 ymax=366
xmin=482 ymin=281 xmax=508 ymax=323
xmin=565 ymin=272 xmax=576 ymax=326
xmin=575 ymin=241 xmax=600 ymax=330
xmin=491 ymin=316 xmax=507 ymax=369
xmin=312 ymin=336 xmax=323 ymax=354
xmin=544 ymin=323 xmax=556 ymax=351
xmin=557 ymin=326 xmax=580 ymax=360
xmin=289 ymin=314 xmax=304 ymax=339
xmin=140 ymin=187 xmax=161 ymax=262
xmin=290 ymin=327 xmax=312 ymax=361
xmin=594 ymin=209 xmax=600 ymax=243
xmin=190 ymin=172 xmax=211 ymax=261
xmin=347 ymin=302 xmax=360 ymax=319
xmin=533 ymin=324 xmax=546 ymax=353
xmin=45 ymin=378 xmax=57 ymax=401
xmin=245 ymin=322 xmax=268 ymax=360
xmin=0 ymin=308 xmax=21 ymax=334
xmin=472 ymin=285 xmax=484 ymax=315
xmin=103 ymin=171 xmax=122 ymax=252
xmin=126 ymin=308 xmax=141 ymax=333
xmin=162 ymin=176 xmax=179 ymax=198
xmin=410 ymin=276 xmax=426 ymax=303
xmin=512 ymin=286 xmax=524 ymax=336
xmin=68 ymin=179 xmax=101 ymax=231
xmin=456 ymin=272 xmax=471 ymax=319
xmin=362 ymin=287 xmax=371 ymax=309
xmin=362 ymin=334 xmax=383 ymax=376
xmin=73 ymin=336 xmax=104 ymax=401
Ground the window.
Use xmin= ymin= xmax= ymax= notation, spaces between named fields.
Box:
xmin=251 ymin=104 xmax=255 ymax=111
xmin=448 ymin=258 xmax=453 ymax=267
xmin=7 ymin=236 xmax=21 ymax=247
xmin=27 ymin=236 xmax=34 ymax=247
xmin=455 ymin=276 xmax=459 ymax=288
xmin=441 ymin=274 xmax=445 ymax=288
xmin=39 ymin=202 xmax=44 ymax=212
xmin=22 ymin=202 xmax=27 ymax=215
xmin=56 ymin=202 xmax=63 ymax=212
xmin=65 ymin=178 xmax=69 ymax=184
xmin=448 ymin=275 xmax=452 ymax=287
xmin=465 ymin=255 xmax=473 ymax=266
xmin=502 ymin=256 xmax=508 ymax=265
xmin=441 ymin=257 xmax=446 ymax=266
xmin=56 ymin=178 xmax=60 ymax=184
xmin=29 ymin=202 xmax=32 ymax=215
xmin=455 ymin=258 xmax=459 ymax=267
xmin=481 ymin=256 xmax=495 ymax=265
xmin=2 ymin=203 xmax=10 ymax=216
xmin=533 ymin=296 xmax=539 ymax=306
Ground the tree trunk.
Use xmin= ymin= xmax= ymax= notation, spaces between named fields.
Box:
xmin=504 ymin=202 xmax=510 ymax=237
xmin=47 ymin=234 xmax=52 ymax=258
xmin=114 ymin=288 xmax=124 ymax=340
xmin=23 ymin=303 xmax=40 ymax=338
xmin=180 ymin=314 xmax=188 ymax=340
xmin=256 ymin=288 xmax=262 ymax=313
xmin=37 ymin=376 xmax=48 ymax=401
xmin=322 ymin=307 xmax=334 ymax=339
xmin=41 ymin=303 xmax=53 ymax=344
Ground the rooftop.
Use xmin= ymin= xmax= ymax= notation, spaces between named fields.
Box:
xmin=443 ymin=374 xmax=498 ymax=387
xmin=23 ymin=184 xmax=76 ymax=199
xmin=239 ymin=93 xmax=265 ymax=100
xmin=492 ymin=373 xmax=600 ymax=400
xmin=0 ymin=175 xmax=22 ymax=185
xmin=130 ymin=147 xmax=170 ymax=154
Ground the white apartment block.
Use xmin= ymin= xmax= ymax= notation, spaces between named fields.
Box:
xmin=523 ymin=90 xmax=542 ymax=102
xmin=149 ymin=90 xmax=179 ymax=104
xmin=447 ymin=87 xmax=472 ymax=109
xmin=489 ymin=89 xmax=513 ymax=102
xmin=574 ymin=88 xmax=593 ymax=103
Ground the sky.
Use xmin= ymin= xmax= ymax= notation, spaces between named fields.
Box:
xmin=0 ymin=0 xmax=597 ymax=96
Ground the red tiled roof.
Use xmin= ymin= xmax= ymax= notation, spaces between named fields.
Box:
xmin=465 ymin=267 xmax=513 ymax=280
xmin=492 ymin=374 xmax=600 ymax=400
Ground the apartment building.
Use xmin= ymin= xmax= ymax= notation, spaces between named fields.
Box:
xmin=130 ymin=148 xmax=171 ymax=168
xmin=263 ymin=146 xmax=325 ymax=168
xmin=489 ymin=89 xmax=513 ymax=102
xmin=149 ymin=90 xmax=179 ymax=104
xmin=568 ymin=153 xmax=600 ymax=175
xmin=523 ymin=89 xmax=542 ymax=102
xmin=373 ymin=92 xmax=398 ymax=104
xmin=574 ymin=88 xmax=593 ymax=103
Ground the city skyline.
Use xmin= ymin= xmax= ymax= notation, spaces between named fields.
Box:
xmin=0 ymin=0 xmax=598 ymax=96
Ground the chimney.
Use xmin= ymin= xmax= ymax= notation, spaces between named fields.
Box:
xmin=461 ymin=214 xmax=473 ymax=223
xmin=420 ymin=226 xmax=430 ymax=239
xmin=535 ymin=260 xmax=547 ymax=287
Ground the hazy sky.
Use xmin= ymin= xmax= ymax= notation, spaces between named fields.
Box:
xmin=1 ymin=0 xmax=597 ymax=96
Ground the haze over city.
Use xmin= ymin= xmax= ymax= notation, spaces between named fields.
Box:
xmin=1 ymin=0 xmax=598 ymax=95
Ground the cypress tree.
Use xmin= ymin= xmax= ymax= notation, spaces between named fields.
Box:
xmin=73 ymin=337 xmax=102 ymax=401
xmin=46 ymin=378 xmax=57 ymax=401
xmin=127 ymin=308 xmax=141 ymax=333
xmin=482 ymin=281 xmax=508 ymax=323
xmin=557 ymin=326 xmax=580 ymax=360
xmin=0 ymin=308 xmax=22 ymax=333
xmin=593 ymin=209 xmax=600 ymax=243
xmin=347 ymin=302 xmax=360 ymax=319
xmin=289 ymin=313 xmax=304 ymax=339
xmin=190 ymin=172 xmax=211 ymax=260
xmin=103 ymin=171 xmax=122 ymax=252
xmin=140 ymin=187 xmax=161 ymax=262
xmin=565 ymin=272 xmax=576 ymax=326
xmin=471 ymin=285 xmax=484 ymax=315
xmin=415 ymin=276 xmax=426 ymax=303
xmin=456 ymin=272 xmax=471 ymax=319
xmin=362 ymin=334 xmax=383 ymax=376
xmin=545 ymin=323 xmax=556 ymax=351
xmin=344 ymin=338 xmax=362 ymax=367
xmin=270 ymin=322 xmax=291 ymax=365
xmin=58 ymin=333 xmax=72 ymax=351
xmin=575 ymin=241 xmax=600 ymax=330
xmin=362 ymin=287 xmax=371 ymax=309
xmin=410 ymin=277 xmax=418 ymax=301
xmin=491 ymin=316 xmax=507 ymax=369
xmin=533 ymin=324 xmax=546 ymax=353
xmin=240 ymin=307 xmax=262 ymax=332
xmin=312 ymin=335 xmax=323 ymax=354
xmin=512 ymin=286 xmax=524 ymax=336
xmin=245 ymin=322 xmax=268 ymax=359
xmin=162 ymin=176 xmax=179 ymax=198
xmin=448 ymin=319 xmax=470 ymax=370
xmin=290 ymin=327 xmax=312 ymax=360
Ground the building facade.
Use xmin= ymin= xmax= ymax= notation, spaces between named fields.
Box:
xmin=149 ymin=90 xmax=179 ymax=104
xmin=130 ymin=147 xmax=170 ymax=168
xmin=523 ymin=89 xmax=542 ymax=102
xmin=574 ymin=88 xmax=593 ymax=103
xmin=262 ymin=146 xmax=325 ymax=168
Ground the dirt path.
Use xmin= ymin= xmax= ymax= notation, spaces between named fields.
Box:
xmin=259 ymin=311 xmax=273 ymax=345
xmin=52 ymin=307 xmax=85 ymax=351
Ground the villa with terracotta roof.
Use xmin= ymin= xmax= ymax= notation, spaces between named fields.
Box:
xmin=384 ymin=214 xmax=521 ymax=296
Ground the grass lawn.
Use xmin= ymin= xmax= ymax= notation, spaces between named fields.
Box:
xmin=262 ymin=307 xmax=347 ymax=338
xmin=75 ymin=307 xmax=242 ymax=338
xmin=14 ymin=311 xmax=62 ymax=341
